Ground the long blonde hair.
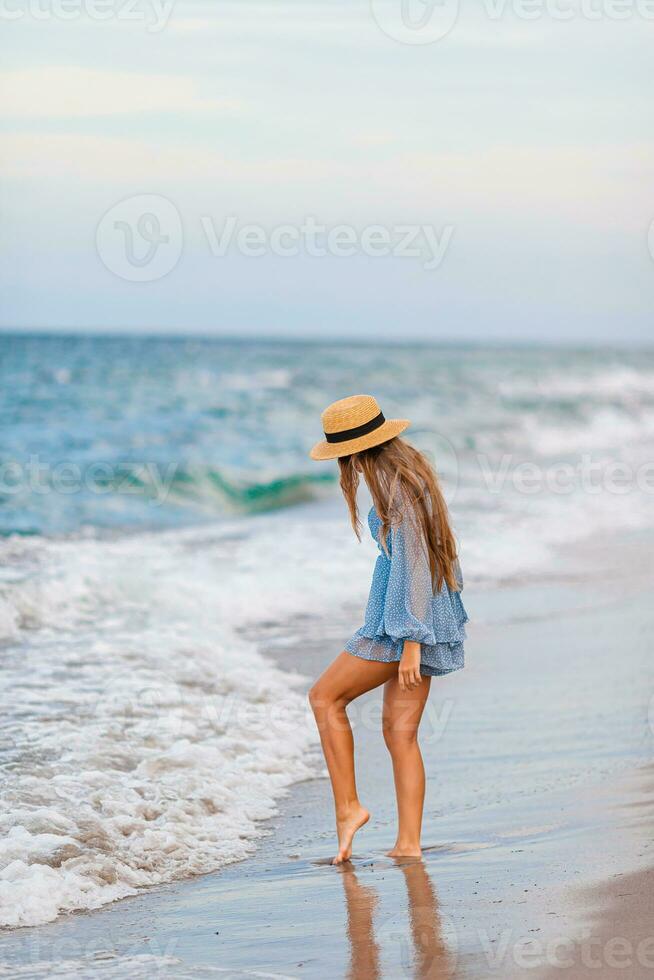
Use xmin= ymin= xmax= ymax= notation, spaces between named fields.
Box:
xmin=338 ymin=437 xmax=459 ymax=592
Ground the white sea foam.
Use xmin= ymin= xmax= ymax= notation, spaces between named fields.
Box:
xmin=519 ymin=407 xmax=654 ymax=457
xmin=497 ymin=366 xmax=654 ymax=403
xmin=0 ymin=516 xmax=373 ymax=929
xmin=0 ymin=954 xmax=254 ymax=978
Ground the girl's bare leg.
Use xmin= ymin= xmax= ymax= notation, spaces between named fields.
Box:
xmin=382 ymin=673 xmax=432 ymax=857
xmin=309 ymin=652 xmax=398 ymax=864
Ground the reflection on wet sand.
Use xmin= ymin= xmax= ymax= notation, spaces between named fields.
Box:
xmin=340 ymin=864 xmax=381 ymax=979
xmin=399 ymin=858 xmax=454 ymax=978
xmin=338 ymin=859 xmax=455 ymax=979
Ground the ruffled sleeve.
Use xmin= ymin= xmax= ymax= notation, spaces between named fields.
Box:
xmin=381 ymin=512 xmax=435 ymax=645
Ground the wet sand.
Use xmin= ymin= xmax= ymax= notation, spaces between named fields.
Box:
xmin=1 ymin=529 xmax=653 ymax=978
xmin=535 ymin=764 xmax=654 ymax=980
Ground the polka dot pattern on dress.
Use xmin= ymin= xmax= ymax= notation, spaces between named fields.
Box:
xmin=344 ymin=505 xmax=467 ymax=677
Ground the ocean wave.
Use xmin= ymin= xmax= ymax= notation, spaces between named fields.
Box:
xmin=0 ymin=466 xmax=335 ymax=538
xmin=497 ymin=366 xmax=654 ymax=404
xmin=518 ymin=406 xmax=654 ymax=457
xmin=154 ymin=466 xmax=334 ymax=514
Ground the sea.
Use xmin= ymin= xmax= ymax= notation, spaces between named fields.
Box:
xmin=1 ymin=332 xmax=653 ymax=930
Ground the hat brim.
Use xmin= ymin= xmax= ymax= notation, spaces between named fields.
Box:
xmin=309 ymin=419 xmax=410 ymax=461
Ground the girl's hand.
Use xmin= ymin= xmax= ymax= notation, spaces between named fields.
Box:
xmin=399 ymin=641 xmax=422 ymax=691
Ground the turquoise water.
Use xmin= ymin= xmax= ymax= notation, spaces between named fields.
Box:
xmin=2 ymin=333 xmax=653 ymax=542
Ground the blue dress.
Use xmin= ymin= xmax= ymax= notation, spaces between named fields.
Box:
xmin=345 ymin=506 xmax=467 ymax=677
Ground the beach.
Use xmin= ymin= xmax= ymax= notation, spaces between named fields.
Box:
xmin=1 ymin=522 xmax=653 ymax=978
xmin=1 ymin=336 xmax=654 ymax=976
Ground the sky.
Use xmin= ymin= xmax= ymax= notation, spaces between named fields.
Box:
xmin=0 ymin=0 xmax=653 ymax=344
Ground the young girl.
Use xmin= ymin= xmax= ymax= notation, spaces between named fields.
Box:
xmin=309 ymin=394 xmax=467 ymax=864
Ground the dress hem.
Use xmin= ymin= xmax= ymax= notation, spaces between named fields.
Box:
xmin=344 ymin=639 xmax=464 ymax=678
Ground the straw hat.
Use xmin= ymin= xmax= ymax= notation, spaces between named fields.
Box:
xmin=309 ymin=394 xmax=410 ymax=461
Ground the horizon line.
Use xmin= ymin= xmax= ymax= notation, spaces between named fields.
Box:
xmin=1 ymin=325 xmax=652 ymax=353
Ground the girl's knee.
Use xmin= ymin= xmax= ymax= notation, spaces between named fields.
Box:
xmin=309 ymin=681 xmax=343 ymax=712
xmin=308 ymin=682 xmax=325 ymax=711
xmin=383 ymin=721 xmax=419 ymax=753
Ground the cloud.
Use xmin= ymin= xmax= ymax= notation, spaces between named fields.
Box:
xmin=0 ymin=132 xmax=340 ymax=187
xmin=0 ymin=67 xmax=241 ymax=119
xmin=359 ymin=144 xmax=654 ymax=228
xmin=2 ymin=126 xmax=650 ymax=236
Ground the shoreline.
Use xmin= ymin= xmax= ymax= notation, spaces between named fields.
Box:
xmin=1 ymin=525 xmax=653 ymax=977
xmin=3 ymin=763 xmax=653 ymax=978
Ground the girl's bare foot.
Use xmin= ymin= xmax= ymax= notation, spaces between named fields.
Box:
xmin=387 ymin=845 xmax=422 ymax=858
xmin=333 ymin=804 xmax=370 ymax=864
